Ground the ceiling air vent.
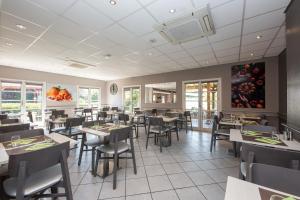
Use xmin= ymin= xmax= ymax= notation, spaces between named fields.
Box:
xmin=65 ymin=59 xmax=96 ymax=69
xmin=154 ymin=5 xmax=215 ymax=44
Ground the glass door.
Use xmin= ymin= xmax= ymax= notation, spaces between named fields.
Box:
xmin=123 ymin=86 xmax=140 ymax=114
xmin=184 ymin=80 xmax=220 ymax=131
xmin=0 ymin=81 xmax=22 ymax=114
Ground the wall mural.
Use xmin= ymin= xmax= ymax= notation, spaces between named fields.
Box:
xmin=231 ymin=62 xmax=265 ymax=109
xmin=46 ymin=83 xmax=76 ymax=107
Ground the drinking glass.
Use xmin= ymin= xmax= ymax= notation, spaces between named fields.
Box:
xmin=11 ymin=135 xmax=21 ymax=147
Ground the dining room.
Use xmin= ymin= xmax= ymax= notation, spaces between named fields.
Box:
xmin=0 ymin=0 xmax=300 ymax=200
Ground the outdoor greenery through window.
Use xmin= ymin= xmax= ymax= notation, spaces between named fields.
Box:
xmin=1 ymin=81 xmax=22 ymax=113
xmin=123 ymin=87 xmax=140 ymax=113
xmin=78 ymin=87 xmax=101 ymax=108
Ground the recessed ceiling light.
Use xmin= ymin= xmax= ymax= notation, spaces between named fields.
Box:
xmin=148 ymin=52 xmax=153 ymax=56
xmin=16 ymin=24 xmax=26 ymax=30
xmin=250 ymin=53 xmax=254 ymax=56
xmin=6 ymin=43 xmax=13 ymax=46
xmin=169 ymin=9 xmax=176 ymax=14
xmin=109 ymin=0 xmax=117 ymax=5
xmin=256 ymin=35 xmax=262 ymax=39
xmin=104 ymin=54 xmax=112 ymax=59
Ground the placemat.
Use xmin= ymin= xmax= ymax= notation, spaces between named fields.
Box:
xmin=259 ymin=187 xmax=299 ymax=200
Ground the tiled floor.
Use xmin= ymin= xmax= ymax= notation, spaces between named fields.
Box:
xmin=67 ymin=129 xmax=239 ymax=200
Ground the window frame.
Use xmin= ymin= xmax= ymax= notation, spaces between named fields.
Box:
xmin=77 ymin=86 xmax=101 ymax=108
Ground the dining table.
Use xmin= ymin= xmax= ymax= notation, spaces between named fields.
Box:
xmin=230 ymin=129 xmax=300 ymax=152
xmin=225 ymin=176 xmax=300 ymax=200
xmin=78 ymin=123 xmax=129 ymax=177
xmin=0 ymin=133 xmax=77 ymax=171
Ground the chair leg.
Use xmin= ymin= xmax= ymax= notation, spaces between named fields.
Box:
xmin=136 ymin=126 xmax=139 ymax=138
xmin=146 ymin=133 xmax=150 ymax=149
xmin=91 ymin=147 xmax=96 ymax=176
xmin=176 ymin=128 xmax=179 ymax=141
xmin=210 ymin=135 xmax=214 ymax=152
xmin=144 ymin=124 xmax=147 ymax=135
xmin=94 ymin=151 xmax=100 ymax=177
xmin=50 ymin=187 xmax=58 ymax=200
xmin=185 ymin=121 xmax=188 ymax=134
xmin=78 ymin=135 xmax=86 ymax=166
xmin=113 ymin=153 xmax=118 ymax=189
xmin=159 ymin=135 xmax=162 ymax=152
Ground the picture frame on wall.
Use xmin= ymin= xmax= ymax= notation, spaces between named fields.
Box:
xmin=231 ymin=62 xmax=265 ymax=109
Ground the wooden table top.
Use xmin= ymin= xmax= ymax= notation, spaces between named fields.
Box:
xmin=225 ymin=176 xmax=300 ymax=200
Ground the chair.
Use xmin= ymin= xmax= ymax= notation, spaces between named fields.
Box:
xmin=210 ymin=115 xmax=230 ymax=152
xmin=102 ymin=107 xmax=110 ymax=112
xmin=111 ymin=107 xmax=118 ymax=111
xmin=0 ymin=114 xmax=8 ymax=120
xmin=2 ymin=142 xmax=73 ymax=200
xmin=243 ymin=125 xmax=276 ymax=133
xmin=151 ymin=109 xmax=157 ymax=116
xmin=118 ymin=114 xmax=130 ymax=125
xmin=58 ymin=117 xmax=85 ymax=141
xmin=0 ymin=129 xmax=44 ymax=142
xmin=146 ymin=117 xmax=171 ymax=152
xmin=131 ymin=114 xmax=147 ymax=138
xmin=239 ymin=143 xmax=300 ymax=179
xmin=82 ymin=108 xmax=93 ymax=121
xmin=0 ymin=124 xmax=30 ymax=134
xmin=97 ymin=111 xmax=111 ymax=123
xmin=52 ymin=110 xmax=65 ymax=118
xmin=27 ymin=111 xmax=39 ymax=129
xmin=1 ymin=119 xmax=19 ymax=124
xmin=249 ymin=163 xmax=300 ymax=196
xmin=95 ymin=126 xmax=137 ymax=189
xmin=178 ymin=111 xmax=193 ymax=133
xmin=78 ymin=121 xmax=105 ymax=175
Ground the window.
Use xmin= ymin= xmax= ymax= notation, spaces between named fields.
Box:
xmin=78 ymin=87 xmax=101 ymax=108
xmin=123 ymin=86 xmax=140 ymax=113
xmin=1 ymin=81 xmax=22 ymax=113
xmin=25 ymin=83 xmax=43 ymax=122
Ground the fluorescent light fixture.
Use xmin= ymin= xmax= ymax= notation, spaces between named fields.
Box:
xmin=169 ymin=9 xmax=176 ymax=13
xmin=256 ymin=35 xmax=262 ymax=39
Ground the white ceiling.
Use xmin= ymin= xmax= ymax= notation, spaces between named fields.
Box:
xmin=0 ymin=0 xmax=289 ymax=80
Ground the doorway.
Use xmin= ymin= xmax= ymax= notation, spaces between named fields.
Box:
xmin=184 ymin=79 xmax=221 ymax=131
xmin=123 ymin=86 xmax=141 ymax=114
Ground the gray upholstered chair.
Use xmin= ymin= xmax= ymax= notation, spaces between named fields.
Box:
xmin=82 ymin=108 xmax=93 ymax=121
xmin=249 ymin=163 xmax=300 ymax=196
xmin=78 ymin=120 xmax=105 ymax=176
xmin=0 ymin=123 xmax=30 ymax=134
xmin=210 ymin=115 xmax=230 ymax=152
xmin=240 ymin=143 xmax=300 ymax=179
xmin=95 ymin=126 xmax=137 ymax=189
xmin=146 ymin=117 xmax=172 ymax=152
xmin=2 ymin=142 xmax=73 ymax=200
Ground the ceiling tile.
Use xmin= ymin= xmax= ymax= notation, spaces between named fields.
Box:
xmin=41 ymin=29 xmax=78 ymax=49
xmin=240 ymin=49 xmax=265 ymax=59
xmin=137 ymin=0 xmax=157 ymax=6
xmin=265 ymin=45 xmax=285 ymax=57
xmin=140 ymin=31 xmax=168 ymax=47
xmin=215 ymin=46 xmax=239 ymax=58
xmin=2 ymin=0 xmax=57 ymax=27
xmin=210 ymin=0 xmax=244 ymax=28
xmin=181 ymin=37 xmax=209 ymax=49
xmin=0 ymin=26 xmax=36 ymax=45
xmin=146 ymin=0 xmax=194 ymax=22
xmin=208 ymin=21 xmax=242 ymax=43
xmin=270 ymin=36 xmax=285 ymax=48
xmin=211 ymin=37 xmax=240 ymax=51
xmin=63 ymin=1 xmax=113 ymax=32
xmin=102 ymin=24 xmax=135 ymax=45
xmin=241 ymin=40 xmax=271 ymax=53
xmin=245 ymin=0 xmax=290 ymax=19
xmin=50 ymin=18 xmax=94 ymax=41
xmin=167 ymin=50 xmax=190 ymax=59
xmin=183 ymin=44 xmax=213 ymax=55
xmin=84 ymin=0 xmax=141 ymax=21
xmin=243 ymin=9 xmax=285 ymax=34
xmin=193 ymin=52 xmax=216 ymax=61
xmin=277 ymin=25 xmax=286 ymax=38
xmin=217 ymin=54 xmax=239 ymax=62
xmin=0 ymin=12 xmax=46 ymax=37
xmin=241 ymin=27 xmax=279 ymax=46
xmin=192 ymin=0 xmax=233 ymax=9
xmin=83 ymin=33 xmax=117 ymax=50
xmin=27 ymin=39 xmax=67 ymax=56
xmin=61 ymin=43 xmax=101 ymax=59
xmin=155 ymin=43 xmax=184 ymax=54
xmin=28 ymin=0 xmax=76 ymax=15
xmin=119 ymin=9 xmax=157 ymax=36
